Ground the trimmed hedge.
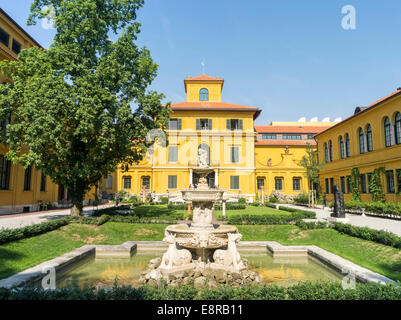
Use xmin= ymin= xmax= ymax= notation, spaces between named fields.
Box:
xmin=167 ymin=203 xmax=246 ymax=211
xmin=294 ymin=220 xmax=401 ymax=250
xmin=278 ymin=206 xmax=316 ymax=218
xmin=0 ymin=217 xmax=71 ymax=245
xmin=1 ymin=282 xmax=400 ymax=300
xmin=227 ymin=211 xmax=315 ymax=225
xmin=265 ymin=203 xmax=277 ymax=209
xmin=344 ymin=200 xmax=401 ymax=218
xmin=332 ymin=222 xmax=401 ymax=249
xmin=214 ymin=203 xmax=246 ymax=210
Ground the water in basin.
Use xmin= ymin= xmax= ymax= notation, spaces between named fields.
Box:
xmin=56 ymin=249 xmax=343 ymax=288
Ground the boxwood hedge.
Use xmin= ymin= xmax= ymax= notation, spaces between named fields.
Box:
xmin=1 ymin=281 xmax=400 ymax=300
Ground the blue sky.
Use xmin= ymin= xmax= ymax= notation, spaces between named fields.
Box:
xmin=2 ymin=0 xmax=401 ymax=125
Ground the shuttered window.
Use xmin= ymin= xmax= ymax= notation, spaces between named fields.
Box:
xmin=230 ymin=176 xmax=239 ymax=190
xmin=168 ymin=146 xmax=178 ymax=163
xmin=230 ymin=147 xmax=239 ymax=163
xmin=168 ymin=119 xmax=182 ymax=130
xmin=168 ymin=175 xmax=177 ymax=189
xmin=226 ymin=119 xmax=243 ymax=130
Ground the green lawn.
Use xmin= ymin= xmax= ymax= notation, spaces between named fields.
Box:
xmin=1 ymin=222 xmax=400 ymax=282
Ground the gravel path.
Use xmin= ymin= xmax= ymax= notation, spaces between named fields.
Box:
xmin=0 ymin=203 xmax=115 ymax=230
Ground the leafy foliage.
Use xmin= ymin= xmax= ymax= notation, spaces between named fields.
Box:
xmin=1 ymin=282 xmax=400 ymax=300
xmin=0 ymin=0 xmax=169 ymax=215
xmin=368 ymin=167 xmax=386 ymax=202
xmin=351 ymin=168 xmax=361 ymax=201
xmin=299 ymin=143 xmax=324 ymax=190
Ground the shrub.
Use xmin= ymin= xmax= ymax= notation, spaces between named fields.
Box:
xmin=1 ymin=282 xmax=400 ymax=300
xmin=344 ymin=200 xmax=401 ymax=217
xmin=268 ymin=195 xmax=279 ymax=203
xmin=227 ymin=211 xmax=315 ymax=225
xmin=0 ymin=217 xmax=71 ymax=245
xmin=332 ymin=222 xmax=401 ymax=249
xmin=160 ymin=197 xmax=169 ymax=204
xmin=214 ymin=203 xmax=246 ymax=210
xmin=265 ymin=203 xmax=277 ymax=209
xmin=238 ymin=198 xmax=246 ymax=204
xmin=278 ymin=206 xmax=315 ymax=218
xmin=293 ymin=193 xmax=309 ymax=205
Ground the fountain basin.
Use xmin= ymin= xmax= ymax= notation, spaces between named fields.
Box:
xmin=181 ymin=190 xmax=224 ymax=202
xmin=166 ymin=223 xmax=238 ymax=249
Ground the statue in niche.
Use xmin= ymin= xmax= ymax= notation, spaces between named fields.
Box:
xmin=267 ymin=158 xmax=272 ymax=167
xmin=285 ymin=146 xmax=289 ymax=154
xmin=197 ymin=148 xmax=208 ymax=168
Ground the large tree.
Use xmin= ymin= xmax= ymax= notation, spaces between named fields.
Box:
xmin=0 ymin=0 xmax=170 ymax=215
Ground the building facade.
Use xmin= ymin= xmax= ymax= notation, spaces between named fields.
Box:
xmin=315 ymin=89 xmax=401 ymax=203
xmin=0 ymin=8 xmax=63 ymax=214
xmin=115 ymin=75 xmax=334 ymax=202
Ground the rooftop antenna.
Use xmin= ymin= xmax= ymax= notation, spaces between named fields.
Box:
xmin=201 ymin=59 xmax=205 ymax=75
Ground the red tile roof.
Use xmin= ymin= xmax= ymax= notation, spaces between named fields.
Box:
xmin=186 ymin=75 xmax=222 ymax=81
xmin=316 ymin=88 xmax=401 ymax=137
xmin=171 ymin=102 xmax=261 ymax=119
xmin=255 ymin=140 xmax=317 ymax=146
xmin=254 ymin=126 xmax=331 ymax=134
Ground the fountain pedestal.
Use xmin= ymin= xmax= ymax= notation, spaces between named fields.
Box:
xmin=141 ymin=167 xmax=261 ymax=286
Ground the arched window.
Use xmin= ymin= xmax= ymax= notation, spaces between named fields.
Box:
xmin=345 ymin=133 xmax=350 ymax=157
xmin=359 ymin=128 xmax=365 ymax=154
xmin=199 ymin=88 xmax=209 ymax=101
xmin=339 ymin=136 xmax=345 ymax=159
xmin=395 ymin=112 xmax=401 ymax=145
xmin=384 ymin=117 xmax=392 ymax=147
xmin=324 ymin=142 xmax=328 ymax=163
xmin=329 ymin=140 xmax=333 ymax=162
xmin=366 ymin=124 xmax=373 ymax=152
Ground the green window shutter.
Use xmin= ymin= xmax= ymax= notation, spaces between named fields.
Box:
xmin=168 ymin=175 xmax=177 ymax=189
xmin=230 ymin=176 xmax=239 ymax=189
xmin=177 ymin=119 xmax=182 ymax=130
xmin=208 ymin=119 xmax=212 ymax=130
xmin=239 ymin=119 xmax=243 ymax=130
xmin=196 ymin=119 xmax=200 ymax=130
xmin=168 ymin=146 xmax=177 ymax=163
xmin=231 ymin=147 xmax=239 ymax=163
xmin=226 ymin=119 xmax=231 ymax=130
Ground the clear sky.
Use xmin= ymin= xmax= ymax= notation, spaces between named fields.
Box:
xmin=2 ymin=0 xmax=401 ymax=125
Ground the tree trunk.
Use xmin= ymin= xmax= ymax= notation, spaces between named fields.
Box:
xmin=70 ymin=193 xmax=84 ymax=216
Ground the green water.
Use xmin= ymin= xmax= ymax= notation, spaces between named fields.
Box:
xmin=56 ymin=249 xmax=343 ymax=288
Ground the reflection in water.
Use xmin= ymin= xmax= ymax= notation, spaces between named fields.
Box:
xmin=57 ymin=251 xmax=342 ymax=288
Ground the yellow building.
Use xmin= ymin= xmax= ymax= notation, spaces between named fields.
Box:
xmin=115 ymin=75 xmax=333 ymax=202
xmin=0 ymin=8 xmax=65 ymax=214
xmin=315 ymin=88 xmax=401 ymax=203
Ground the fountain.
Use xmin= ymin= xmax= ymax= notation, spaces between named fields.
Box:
xmin=141 ymin=149 xmax=262 ymax=287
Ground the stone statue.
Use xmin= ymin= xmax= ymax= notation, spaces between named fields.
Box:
xmin=197 ymin=148 xmax=208 ymax=168
xmin=160 ymin=233 xmax=192 ymax=269
xmin=213 ymin=233 xmax=245 ymax=272
xmin=332 ymin=184 xmax=345 ymax=218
